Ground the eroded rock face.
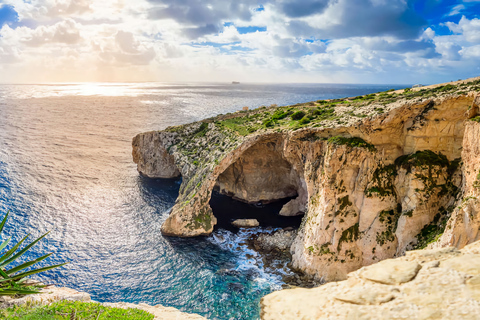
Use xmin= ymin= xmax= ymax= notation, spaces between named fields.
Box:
xmin=436 ymin=119 xmax=480 ymax=248
xmin=133 ymin=89 xmax=480 ymax=281
xmin=215 ymin=136 xmax=300 ymax=204
xmin=260 ymin=240 xmax=480 ymax=320
xmin=132 ymin=131 xmax=180 ymax=178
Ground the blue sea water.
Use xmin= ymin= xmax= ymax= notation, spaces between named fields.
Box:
xmin=0 ymin=82 xmax=406 ymax=319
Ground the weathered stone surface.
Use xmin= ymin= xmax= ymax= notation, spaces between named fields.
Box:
xmin=437 ymin=118 xmax=480 ymax=248
xmin=253 ymin=229 xmax=297 ymax=252
xmin=215 ymin=137 xmax=301 ymax=204
xmin=360 ymin=259 xmax=421 ymax=285
xmin=231 ymin=218 xmax=259 ymax=228
xmin=440 ymin=254 xmax=480 ymax=275
xmin=102 ymin=302 xmax=207 ymax=320
xmin=0 ymin=285 xmax=91 ymax=308
xmin=261 ymin=242 xmax=480 ymax=320
xmin=132 ymin=131 xmax=180 ymax=178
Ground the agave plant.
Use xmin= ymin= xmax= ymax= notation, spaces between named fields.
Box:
xmin=0 ymin=211 xmax=67 ymax=296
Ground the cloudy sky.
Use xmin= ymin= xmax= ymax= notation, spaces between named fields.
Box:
xmin=0 ymin=0 xmax=479 ymax=84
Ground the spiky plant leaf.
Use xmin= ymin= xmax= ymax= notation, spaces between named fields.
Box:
xmin=0 ymin=234 xmax=30 ymax=264
xmin=6 ymin=253 xmax=52 ymax=275
xmin=0 ymin=212 xmax=66 ymax=296
xmin=8 ymin=262 xmax=68 ymax=282
xmin=0 ymin=238 xmax=11 ymax=253
xmin=1 ymin=231 xmax=50 ymax=268
xmin=0 ymin=288 xmax=39 ymax=295
xmin=0 ymin=211 xmax=8 ymax=234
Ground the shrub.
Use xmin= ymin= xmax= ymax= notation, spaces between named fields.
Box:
xmin=470 ymin=116 xmax=480 ymax=123
xmin=299 ymin=117 xmax=310 ymax=125
xmin=194 ymin=122 xmax=209 ymax=137
xmin=291 ymin=110 xmax=306 ymax=120
xmin=0 ymin=211 xmax=66 ymax=296
xmin=263 ymin=119 xmax=274 ymax=127
xmin=271 ymin=110 xmax=290 ymax=121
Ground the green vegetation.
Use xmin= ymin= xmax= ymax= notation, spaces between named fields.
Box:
xmin=0 ymin=212 xmax=66 ymax=296
xmin=394 ymin=151 xmax=459 ymax=198
xmin=365 ymin=164 xmax=397 ymax=198
xmin=376 ymin=208 xmax=401 ymax=246
xmin=395 ymin=150 xmax=449 ymax=174
xmin=291 ymin=110 xmax=306 ymax=120
xmin=470 ymin=116 xmax=480 ymax=123
xmin=1 ymin=301 xmax=154 ymax=320
xmin=412 ymin=209 xmax=448 ymax=250
xmin=194 ymin=122 xmax=209 ymax=137
xmin=187 ymin=209 xmax=213 ymax=231
xmin=298 ymin=116 xmax=310 ymax=125
xmin=474 ymin=168 xmax=480 ymax=189
xmin=217 ymin=117 xmax=255 ymax=136
xmin=327 ymin=136 xmax=376 ymax=152
xmin=337 ymin=223 xmax=359 ymax=251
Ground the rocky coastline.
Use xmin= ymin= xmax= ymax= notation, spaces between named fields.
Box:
xmin=131 ymin=76 xmax=480 ymax=318
xmin=261 ymin=239 xmax=480 ymax=319
xmin=132 ymin=77 xmax=480 ymax=282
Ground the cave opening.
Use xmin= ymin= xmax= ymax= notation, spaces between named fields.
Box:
xmin=209 ymin=138 xmax=306 ymax=231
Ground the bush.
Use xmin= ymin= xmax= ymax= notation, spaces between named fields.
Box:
xmin=263 ymin=119 xmax=274 ymax=127
xmin=327 ymin=136 xmax=376 ymax=152
xmin=271 ymin=110 xmax=290 ymax=121
xmin=194 ymin=122 xmax=209 ymax=137
xmin=299 ymin=117 xmax=310 ymax=125
xmin=0 ymin=211 xmax=66 ymax=296
xmin=291 ymin=110 xmax=306 ymax=120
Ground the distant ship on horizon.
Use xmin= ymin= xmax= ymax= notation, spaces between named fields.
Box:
xmin=232 ymin=81 xmax=240 ymax=84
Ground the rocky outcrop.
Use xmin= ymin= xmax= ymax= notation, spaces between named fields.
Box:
xmin=261 ymin=239 xmax=480 ymax=320
xmin=1 ymin=285 xmax=206 ymax=320
xmin=436 ymin=116 xmax=480 ymax=248
xmin=133 ymin=78 xmax=480 ymax=281
xmin=231 ymin=218 xmax=260 ymax=228
xmin=132 ymin=131 xmax=180 ymax=178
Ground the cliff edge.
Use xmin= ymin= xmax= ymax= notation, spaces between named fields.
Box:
xmin=261 ymin=239 xmax=480 ymax=319
xmin=132 ymin=77 xmax=480 ymax=282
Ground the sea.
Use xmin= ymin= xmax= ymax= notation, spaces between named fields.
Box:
xmin=0 ymin=82 xmax=406 ymax=319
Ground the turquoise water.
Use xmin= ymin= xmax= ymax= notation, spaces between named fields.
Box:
xmin=0 ymin=82 xmax=405 ymax=319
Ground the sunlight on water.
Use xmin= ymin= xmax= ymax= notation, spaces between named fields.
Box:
xmin=0 ymin=82 xmax=404 ymax=319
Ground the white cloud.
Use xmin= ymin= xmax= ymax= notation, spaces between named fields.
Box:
xmin=0 ymin=0 xmax=479 ymax=83
xmin=445 ymin=16 xmax=480 ymax=43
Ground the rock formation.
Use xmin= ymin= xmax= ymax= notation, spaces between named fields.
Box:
xmin=132 ymin=77 xmax=480 ymax=281
xmin=261 ymin=239 xmax=480 ymax=320
xmin=231 ymin=218 xmax=260 ymax=228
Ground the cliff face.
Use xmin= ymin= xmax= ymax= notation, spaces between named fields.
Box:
xmin=132 ymin=79 xmax=480 ymax=281
xmin=261 ymin=239 xmax=480 ymax=320
xmin=437 ymin=119 xmax=480 ymax=248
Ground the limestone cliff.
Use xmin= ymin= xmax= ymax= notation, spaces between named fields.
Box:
xmin=132 ymin=77 xmax=480 ymax=281
xmin=261 ymin=239 xmax=480 ymax=320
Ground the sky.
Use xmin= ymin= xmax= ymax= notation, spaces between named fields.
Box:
xmin=0 ymin=0 xmax=479 ymax=84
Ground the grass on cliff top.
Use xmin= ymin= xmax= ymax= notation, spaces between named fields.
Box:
xmin=175 ymin=78 xmax=479 ymax=138
xmin=2 ymin=301 xmax=154 ymax=320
